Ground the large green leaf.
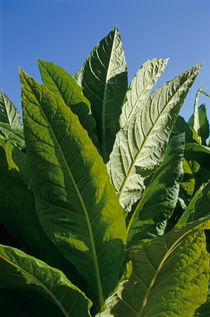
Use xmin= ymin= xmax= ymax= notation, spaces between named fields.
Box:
xmin=108 ymin=64 xmax=201 ymax=212
xmin=79 ymin=27 xmax=128 ymax=162
xmin=0 ymin=244 xmax=91 ymax=317
xmin=0 ymin=167 xmax=86 ymax=289
xmin=178 ymin=181 xmax=210 ymax=224
xmin=127 ymin=133 xmax=185 ymax=247
xmin=0 ymin=91 xmax=22 ymax=129
xmin=100 ymin=218 xmax=210 ymax=317
xmin=37 ymin=60 xmax=98 ymax=147
xmin=20 ymin=70 xmax=126 ymax=309
xmin=120 ymin=58 xmax=168 ymax=128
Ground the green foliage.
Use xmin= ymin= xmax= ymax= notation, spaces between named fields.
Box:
xmin=0 ymin=27 xmax=209 ymax=316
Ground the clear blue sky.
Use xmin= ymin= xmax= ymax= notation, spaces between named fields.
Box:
xmin=1 ymin=0 xmax=210 ymax=121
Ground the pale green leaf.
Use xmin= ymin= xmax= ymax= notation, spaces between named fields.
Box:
xmin=20 ymin=70 xmax=126 ymax=310
xmin=0 ymin=244 xmax=91 ymax=317
xmin=120 ymin=58 xmax=168 ymax=128
xmin=100 ymin=218 xmax=210 ymax=317
xmin=127 ymin=133 xmax=185 ymax=247
xmin=37 ymin=60 xmax=98 ymax=146
xmin=79 ymin=27 xmax=128 ymax=161
xmin=0 ymin=91 xmax=22 ymax=129
xmin=109 ymin=64 xmax=202 ymax=211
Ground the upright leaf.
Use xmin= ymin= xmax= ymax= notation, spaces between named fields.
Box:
xmin=178 ymin=181 xmax=210 ymax=224
xmin=109 ymin=64 xmax=201 ymax=211
xmin=100 ymin=218 xmax=210 ymax=317
xmin=79 ymin=27 xmax=128 ymax=161
xmin=0 ymin=244 xmax=91 ymax=317
xmin=127 ymin=134 xmax=185 ymax=247
xmin=20 ymin=70 xmax=126 ymax=310
xmin=37 ymin=60 xmax=98 ymax=146
xmin=0 ymin=91 xmax=22 ymax=129
xmin=120 ymin=58 xmax=168 ymax=128
xmin=188 ymin=104 xmax=209 ymax=145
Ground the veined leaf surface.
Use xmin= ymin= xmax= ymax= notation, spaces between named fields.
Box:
xmin=0 ymin=122 xmax=25 ymax=149
xmin=79 ymin=27 xmax=128 ymax=161
xmin=178 ymin=181 xmax=210 ymax=224
xmin=120 ymin=58 xmax=168 ymax=128
xmin=100 ymin=218 xmax=210 ymax=317
xmin=0 ymin=91 xmax=22 ymax=129
xmin=37 ymin=60 xmax=98 ymax=146
xmin=0 ymin=166 xmax=85 ymax=289
xmin=0 ymin=244 xmax=91 ymax=317
xmin=108 ymin=64 xmax=201 ymax=211
xmin=20 ymin=70 xmax=126 ymax=309
xmin=127 ymin=134 xmax=185 ymax=247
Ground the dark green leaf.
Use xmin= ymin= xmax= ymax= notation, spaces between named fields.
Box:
xmin=0 ymin=244 xmax=91 ymax=317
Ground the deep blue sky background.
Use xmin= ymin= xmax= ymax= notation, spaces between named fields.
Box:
xmin=1 ymin=0 xmax=210 ymax=121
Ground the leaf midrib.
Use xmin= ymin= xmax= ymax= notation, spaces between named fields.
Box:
xmin=122 ymin=60 xmax=166 ymax=128
xmin=0 ymin=249 xmax=69 ymax=317
xmin=118 ymin=73 xmax=194 ymax=201
xmin=137 ymin=228 xmax=200 ymax=316
xmin=28 ymin=86 xmax=104 ymax=307
xmin=101 ymin=29 xmax=116 ymax=161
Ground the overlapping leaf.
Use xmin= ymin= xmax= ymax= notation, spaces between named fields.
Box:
xmin=0 ymin=91 xmax=22 ymax=129
xmin=78 ymin=27 xmax=128 ymax=161
xmin=108 ymin=64 xmax=201 ymax=211
xmin=120 ymin=58 xmax=168 ymax=128
xmin=178 ymin=181 xmax=210 ymax=224
xmin=188 ymin=104 xmax=209 ymax=145
xmin=0 ymin=165 xmax=85 ymax=288
xmin=37 ymin=60 xmax=98 ymax=146
xmin=0 ymin=244 xmax=91 ymax=317
xmin=127 ymin=133 xmax=185 ymax=247
xmin=100 ymin=218 xmax=210 ymax=317
xmin=20 ymin=70 xmax=126 ymax=309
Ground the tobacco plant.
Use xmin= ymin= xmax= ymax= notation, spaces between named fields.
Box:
xmin=0 ymin=27 xmax=210 ymax=317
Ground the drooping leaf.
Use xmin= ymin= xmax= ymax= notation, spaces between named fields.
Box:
xmin=20 ymin=70 xmax=126 ymax=310
xmin=188 ymin=104 xmax=209 ymax=145
xmin=100 ymin=218 xmax=210 ymax=317
xmin=120 ymin=58 xmax=168 ymax=128
xmin=178 ymin=181 xmax=210 ymax=224
xmin=79 ymin=27 xmax=128 ymax=161
xmin=108 ymin=64 xmax=202 ymax=212
xmin=37 ymin=60 xmax=98 ymax=147
xmin=0 ymin=244 xmax=91 ymax=317
xmin=127 ymin=133 xmax=185 ymax=247
xmin=0 ymin=91 xmax=22 ymax=129
xmin=0 ymin=167 xmax=86 ymax=289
